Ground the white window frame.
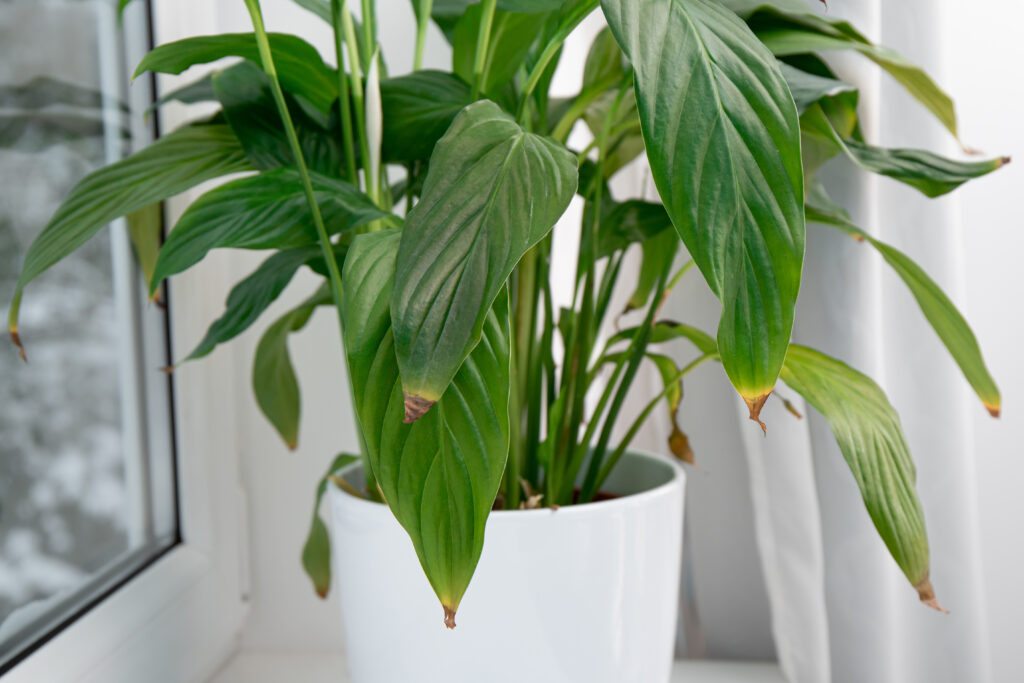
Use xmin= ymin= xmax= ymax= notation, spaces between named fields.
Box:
xmin=3 ymin=2 xmax=249 ymax=681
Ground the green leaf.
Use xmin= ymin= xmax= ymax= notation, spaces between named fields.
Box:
xmin=624 ymin=228 xmax=677 ymax=313
xmin=583 ymin=27 xmax=626 ymax=90
xmin=602 ymin=0 xmax=806 ymax=424
xmin=126 ymin=203 xmax=163 ymax=290
xmin=183 ymin=245 xmax=321 ymax=362
xmin=291 ymin=0 xmax=332 ymax=22
xmin=213 ymin=61 xmax=341 ymax=177
xmin=303 ymin=452 xmax=360 ymax=599
xmin=595 ymin=199 xmax=673 ymax=258
xmin=9 ymin=123 xmax=252 ymax=340
xmin=390 ymin=100 xmax=576 ymax=417
xmin=380 ymin=71 xmax=474 ymax=163
xmin=253 ymin=285 xmax=332 ymax=449
xmin=342 ymin=229 xmax=511 ymax=626
xmin=133 ymin=33 xmax=338 ymax=112
xmin=780 ymin=345 xmax=941 ymax=609
xmin=779 ymin=61 xmax=856 ymax=114
xmin=805 ymin=184 xmax=1001 ymax=417
xmin=728 ymin=0 xmax=961 ymax=140
xmin=802 ymin=104 xmax=1007 ymax=198
xmin=609 ymin=320 xmax=719 ymax=357
xmin=452 ymin=6 xmax=548 ymax=96
xmin=150 ymin=168 xmax=387 ymax=295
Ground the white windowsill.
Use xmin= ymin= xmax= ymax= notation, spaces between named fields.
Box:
xmin=210 ymin=653 xmax=786 ymax=683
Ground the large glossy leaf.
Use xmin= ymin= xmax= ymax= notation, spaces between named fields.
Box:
xmin=802 ymin=104 xmax=1007 ymax=198
xmin=805 ymin=184 xmax=1001 ymax=417
xmin=380 ymin=71 xmax=473 ymax=163
xmin=213 ymin=61 xmax=341 ymax=177
xmin=780 ymin=345 xmax=940 ymax=609
xmin=183 ymin=245 xmax=321 ymax=362
xmin=601 ymin=0 xmax=806 ymax=425
xmin=9 ymin=124 xmax=252 ymax=345
xmin=390 ymin=100 xmax=576 ymax=419
xmin=343 ymin=229 xmax=511 ymax=627
xmin=779 ymin=61 xmax=855 ymax=114
xmin=726 ymin=0 xmax=960 ymax=140
xmin=150 ymin=168 xmax=388 ymax=294
xmin=253 ymin=285 xmax=332 ymax=449
xmin=133 ymin=33 xmax=337 ymax=112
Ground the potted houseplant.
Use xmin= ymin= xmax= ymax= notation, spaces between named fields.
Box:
xmin=9 ymin=0 xmax=1006 ymax=680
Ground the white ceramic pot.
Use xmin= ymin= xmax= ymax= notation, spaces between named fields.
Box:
xmin=328 ymin=450 xmax=686 ymax=683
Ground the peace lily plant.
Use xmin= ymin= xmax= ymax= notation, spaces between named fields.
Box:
xmin=11 ymin=0 xmax=1005 ymax=632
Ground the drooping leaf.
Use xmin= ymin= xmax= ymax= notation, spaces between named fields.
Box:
xmin=133 ymin=32 xmax=338 ymax=112
xmin=805 ymin=184 xmax=1001 ymax=417
xmin=802 ymin=104 xmax=1007 ymax=198
xmin=602 ymin=0 xmax=806 ymax=426
xmin=9 ymin=123 xmax=252 ymax=343
xmin=390 ymin=100 xmax=576 ymax=419
xmin=126 ymin=203 xmax=163 ymax=290
xmin=647 ymin=353 xmax=694 ymax=464
xmin=380 ymin=71 xmax=474 ymax=163
xmin=213 ymin=61 xmax=341 ymax=177
xmin=727 ymin=0 xmax=961 ymax=140
xmin=303 ymin=452 xmax=361 ymax=599
xmin=183 ymin=245 xmax=322 ymax=362
xmin=150 ymin=168 xmax=388 ymax=294
xmin=253 ymin=285 xmax=332 ymax=449
xmin=343 ymin=229 xmax=511 ymax=627
xmin=624 ymin=228 xmax=677 ymax=313
xmin=779 ymin=61 xmax=856 ymax=114
xmin=780 ymin=345 xmax=940 ymax=610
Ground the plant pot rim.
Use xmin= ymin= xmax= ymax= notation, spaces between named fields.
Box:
xmin=330 ymin=449 xmax=686 ymax=519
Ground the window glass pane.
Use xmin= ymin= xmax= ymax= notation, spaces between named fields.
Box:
xmin=0 ymin=0 xmax=177 ymax=671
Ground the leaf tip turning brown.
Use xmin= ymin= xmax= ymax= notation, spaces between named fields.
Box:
xmin=998 ymin=156 xmax=1012 ymax=168
xmin=10 ymin=327 xmax=26 ymax=363
xmin=669 ymin=426 xmax=695 ymax=465
xmin=984 ymin=402 xmax=1001 ymax=419
xmin=403 ymin=392 xmax=436 ymax=424
xmin=744 ymin=393 xmax=771 ymax=436
xmin=158 ymin=365 xmax=175 ymax=375
xmin=443 ymin=605 xmax=457 ymax=630
xmin=916 ymin=578 xmax=949 ymax=614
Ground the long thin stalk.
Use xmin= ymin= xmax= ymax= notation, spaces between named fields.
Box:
xmin=338 ymin=0 xmax=375 ymax=200
xmin=244 ymin=0 xmax=344 ymax=316
xmin=583 ymin=353 xmax=716 ymax=500
xmin=413 ymin=0 xmax=434 ymax=71
xmin=331 ymin=0 xmax=358 ymax=183
xmin=470 ymin=0 xmax=497 ymax=100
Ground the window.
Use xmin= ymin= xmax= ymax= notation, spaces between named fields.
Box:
xmin=0 ymin=0 xmax=178 ymax=673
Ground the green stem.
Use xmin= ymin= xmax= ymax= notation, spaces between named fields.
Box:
xmin=413 ymin=0 xmax=434 ymax=71
xmin=331 ymin=0 xmax=358 ymax=183
xmin=470 ymin=0 xmax=497 ymax=100
xmin=244 ymin=0 xmax=344 ymax=316
xmin=360 ymin=0 xmax=376 ymax=67
xmin=339 ymin=0 xmax=374 ymax=199
xmin=550 ymin=74 xmax=619 ymax=142
xmin=585 ymin=353 xmax=716 ymax=498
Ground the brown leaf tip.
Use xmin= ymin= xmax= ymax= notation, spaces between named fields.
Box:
xmin=915 ymin=577 xmax=949 ymax=614
xmin=985 ymin=403 xmax=1001 ymax=419
xmin=744 ymin=393 xmax=771 ymax=436
xmin=10 ymin=328 xmax=26 ymax=362
xmin=158 ymin=365 xmax=175 ymax=375
xmin=443 ymin=605 xmax=457 ymax=630
xmin=669 ymin=427 xmax=695 ymax=465
xmin=998 ymin=156 xmax=1012 ymax=168
xmin=403 ymin=393 xmax=436 ymax=424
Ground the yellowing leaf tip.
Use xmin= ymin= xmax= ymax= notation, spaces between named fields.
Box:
xmin=984 ymin=402 xmax=1001 ymax=419
xmin=403 ymin=392 xmax=436 ymax=424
